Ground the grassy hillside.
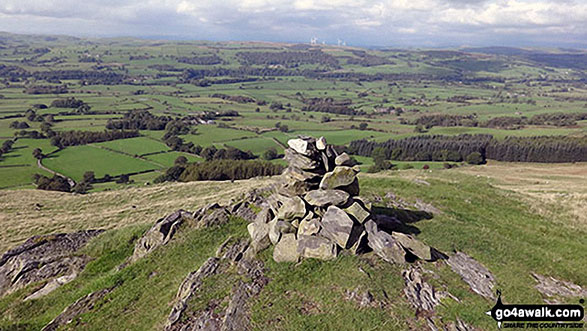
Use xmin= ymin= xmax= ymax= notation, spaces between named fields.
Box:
xmin=0 ymin=164 xmax=584 ymax=330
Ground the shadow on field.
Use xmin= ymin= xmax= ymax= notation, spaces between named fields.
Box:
xmin=371 ymin=206 xmax=435 ymax=235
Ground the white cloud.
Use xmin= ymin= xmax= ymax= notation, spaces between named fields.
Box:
xmin=0 ymin=0 xmax=585 ymax=46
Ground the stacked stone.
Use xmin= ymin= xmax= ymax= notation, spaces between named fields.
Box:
xmin=247 ymin=136 xmax=372 ymax=262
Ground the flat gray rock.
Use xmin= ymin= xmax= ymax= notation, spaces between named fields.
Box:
xmin=319 ymin=166 xmax=358 ymax=190
xmin=320 ymin=206 xmax=356 ymax=249
xmin=447 ymin=252 xmax=496 ymax=300
xmin=303 ymin=189 xmax=350 ymax=208
xmin=297 ymin=235 xmax=338 ymax=260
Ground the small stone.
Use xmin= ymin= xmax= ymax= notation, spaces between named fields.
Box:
xmin=339 ymin=178 xmax=360 ymax=196
xmin=276 ymin=196 xmax=307 ymax=221
xmin=268 ymin=218 xmax=281 ymax=244
xmin=319 ymin=166 xmax=358 ymax=190
xmin=392 ymin=232 xmax=432 ymax=261
xmin=316 ymin=136 xmax=327 ymax=150
xmin=247 ymin=222 xmax=270 ymax=252
xmin=273 ymin=234 xmax=300 ymax=263
xmin=254 ymin=208 xmax=273 ymax=224
xmin=287 ymin=138 xmax=310 ymax=155
xmin=276 ymin=220 xmax=296 ymax=234
xmin=321 ymin=206 xmax=356 ymax=249
xmin=365 ymin=220 xmax=406 ymax=264
xmin=298 ymin=218 xmax=320 ymax=236
xmin=303 ymin=189 xmax=350 ymax=208
xmin=284 ymin=148 xmax=320 ymax=170
xmin=283 ymin=167 xmax=321 ymax=183
xmin=335 ymin=153 xmax=353 ymax=166
xmin=297 ymin=235 xmax=337 ymax=260
xmin=344 ymin=200 xmax=371 ymax=224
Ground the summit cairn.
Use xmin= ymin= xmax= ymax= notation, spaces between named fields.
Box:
xmin=247 ymin=136 xmax=438 ymax=264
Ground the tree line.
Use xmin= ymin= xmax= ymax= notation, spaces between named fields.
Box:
xmin=50 ymin=130 xmax=140 ymax=148
xmin=154 ymin=159 xmax=283 ymax=183
xmin=348 ymin=134 xmax=587 ymax=163
xmin=409 ymin=112 xmax=587 ymax=130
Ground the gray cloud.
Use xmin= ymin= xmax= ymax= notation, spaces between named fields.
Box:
xmin=0 ymin=0 xmax=585 ymax=47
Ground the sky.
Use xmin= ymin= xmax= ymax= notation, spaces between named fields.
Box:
xmin=0 ymin=0 xmax=586 ymax=47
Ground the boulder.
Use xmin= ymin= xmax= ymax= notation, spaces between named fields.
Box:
xmin=303 ymin=189 xmax=350 ymax=208
xmin=344 ymin=200 xmax=371 ymax=224
xmin=275 ymin=220 xmax=296 ymax=235
xmin=279 ymin=179 xmax=314 ymax=197
xmin=364 ymin=220 xmax=406 ymax=264
xmin=253 ymin=208 xmax=273 ymax=224
xmin=320 ymin=206 xmax=356 ymax=249
xmin=297 ymin=218 xmax=321 ymax=236
xmin=335 ymin=153 xmax=353 ymax=166
xmin=284 ymin=148 xmax=320 ymax=170
xmin=392 ymin=232 xmax=432 ymax=261
xmin=276 ymin=196 xmax=307 ymax=221
xmin=247 ymin=222 xmax=270 ymax=252
xmin=43 ymin=287 xmax=115 ymax=331
xmin=283 ymin=166 xmax=321 ymax=183
xmin=268 ymin=218 xmax=281 ymax=244
xmin=338 ymin=178 xmax=360 ymax=196
xmin=132 ymin=210 xmax=189 ymax=262
xmin=297 ymin=235 xmax=338 ymax=260
xmin=200 ymin=207 xmax=231 ymax=227
xmin=319 ymin=166 xmax=358 ymax=190
xmin=287 ymin=138 xmax=312 ymax=155
xmin=315 ymin=136 xmax=327 ymax=150
xmin=273 ymin=234 xmax=300 ymax=263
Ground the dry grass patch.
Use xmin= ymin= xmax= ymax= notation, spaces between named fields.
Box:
xmin=0 ymin=178 xmax=275 ymax=253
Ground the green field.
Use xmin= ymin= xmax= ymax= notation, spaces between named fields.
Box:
xmin=42 ymin=146 xmax=160 ymax=181
xmin=0 ymin=34 xmax=585 ymax=192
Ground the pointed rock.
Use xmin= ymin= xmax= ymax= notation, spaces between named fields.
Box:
xmin=344 ymin=200 xmax=371 ymax=224
xmin=316 ymin=136 xmax=327 ymax=150
xmin=320 ymin=206 xmax=356 ymax=249
xmin=335 ymin=153 xmax=353 ymax=166
xmin=392 ymin=232 xmax=433 ymax=261
xmin=287 ymin=138 xmax=312 ymax=155
xmin=365 ymin=220 xmax=406 ymax=264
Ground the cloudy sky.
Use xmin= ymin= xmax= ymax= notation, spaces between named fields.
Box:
xmin=0 ymin=0 xmax=586 ymax=47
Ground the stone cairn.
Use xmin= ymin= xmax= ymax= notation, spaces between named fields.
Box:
xmin=248 ymin=136 xmax=438 ymax=263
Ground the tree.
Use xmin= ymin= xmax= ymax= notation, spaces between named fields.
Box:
xmin=83 ymin=171 xmax=95 ymax=183
xmin=278 ymin=125 xmax=289 ymax=133
xmin=175 ymin=156 xmax=188 ymax=165
xmin=358 ymin=122 xmax=368 ymax=130
xmin=262 ymin=148 xmax=279 ymax=160
xmin=369 ymin=147 xmax=392 ymax=173
xmin=466 ymin=152 xmax=485 ymax=165
xmin=32 ymin=148 xmax=43 ymax=160
xmin=116 ymin=174 xmax=130 ymax=184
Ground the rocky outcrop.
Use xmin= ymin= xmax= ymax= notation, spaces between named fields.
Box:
xmin=131 ymin=210 xmax=191 ymax=262
xmin=129 ymin=204 xmax=237 ymax=265
xmin=402 ymin=267 xmax=442 ymax=312
xmin=447 ymin=252 xmax=496 ymax=300
xmin=42 ymin=287 xmax=115 ymax=331
xmin=0 ymin=230 xmax=103 ymax=298
xmin=166 ymin=239 xmax=268 ymax=331
xmin=531 ymin=273 xmax=587 ymax=303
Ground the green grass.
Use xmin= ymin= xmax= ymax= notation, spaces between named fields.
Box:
xmin=1 ymin=169 xmax=584 ymax=330
xmin=94 ymin=137 xmax=170 ymax=156
xmin=42 ymin=145 xmax=160 ymax=181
